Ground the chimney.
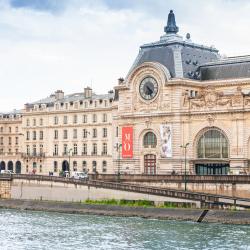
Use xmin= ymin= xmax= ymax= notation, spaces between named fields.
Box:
xmin=84 ymin=87 xmax=92 ymax=98
xmin=55 ymin=90 xmax=64 ymax=100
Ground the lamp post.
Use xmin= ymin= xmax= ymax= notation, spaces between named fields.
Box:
xmin=180 ymin=142 xmax=189 ymax=191
xmin=114 ymin=143 xmax=122 ymax=181
xmin=68 ymin=148 xmax=73 ymax=174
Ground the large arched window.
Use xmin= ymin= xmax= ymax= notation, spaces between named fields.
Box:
xmin=197 ymin=129 xmax=229 ymax=159
xmin=143 ymin=132 xmax=157 ymax=148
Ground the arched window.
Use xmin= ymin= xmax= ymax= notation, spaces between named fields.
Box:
xmin=197 ymin=129 xmax=228 ymax=159
xmin=143 ymin=132 xmax=157 ymax=148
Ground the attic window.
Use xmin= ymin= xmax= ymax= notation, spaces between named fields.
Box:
xmin=90 ymin=100 xmax=93 ymax=105
xmin=80 ymin=101 xmax=83 ymax=105
xmin=61 ymin=103 xmax=64 ymax=106
xmin=99 ymin=99 xmax=103 ymax=104
xmin=70 ymin=102 xmax=73 ymax=106
xmin=109 ymin=99 xmax=113 ymax=103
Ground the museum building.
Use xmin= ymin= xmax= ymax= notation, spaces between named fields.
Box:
xmin=1 ymin=10 xmax=250 ymax=175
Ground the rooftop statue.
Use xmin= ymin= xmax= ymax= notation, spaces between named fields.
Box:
xmin=164 ymin=10 xmax=179 ymax=34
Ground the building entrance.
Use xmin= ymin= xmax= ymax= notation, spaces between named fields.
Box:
xmin=144 ymin=154 xmax=156 ymax=174
xmin=195 ymin=163 xmax=229 ymax=175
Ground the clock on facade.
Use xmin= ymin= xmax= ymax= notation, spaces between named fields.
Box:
xmin=139 ymin=77 xmax=158 ymax=100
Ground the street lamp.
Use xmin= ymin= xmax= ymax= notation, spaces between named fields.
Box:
xmin=180 ymin=142 xmax=189 ymax=191
xmin=114 ymin=143 xmax=122 ymax=181
xmin=68 ymin=148 xmax=73 ymax=174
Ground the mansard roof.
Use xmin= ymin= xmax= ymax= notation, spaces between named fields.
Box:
xmin=29 ymin=92 xmax=114 ymax=106
xmin=128 ymin=10 xmax=219 ymax=80
xmin=199 ymin=55 xmax=250 ymax=81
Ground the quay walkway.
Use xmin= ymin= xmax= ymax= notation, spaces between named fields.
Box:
xmin=2 ymin=174 xmax=249 ymax=209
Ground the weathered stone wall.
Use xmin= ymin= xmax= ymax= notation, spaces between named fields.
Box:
xmin=10 ymin=179 xmax=199 ymax=206
xmin=127 ymin=181 xmax=250 ymax=199
xmin=0 ymin=180 xmax=11 ymax=198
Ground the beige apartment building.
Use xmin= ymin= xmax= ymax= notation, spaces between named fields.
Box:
xmin=0 ymin=112 xmax=23 ymax=173
xmin=1 ymin=10 xmax=250 ymax=175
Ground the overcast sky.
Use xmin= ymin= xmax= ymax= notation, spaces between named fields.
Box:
xmin=1 ymin=0 xmax=250 ymax=111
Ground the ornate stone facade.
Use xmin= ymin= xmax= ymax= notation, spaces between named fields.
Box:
xmin=1 ymin=10 xmax=250 ymax=175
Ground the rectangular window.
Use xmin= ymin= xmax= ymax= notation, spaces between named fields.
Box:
xmin=33 ymin=145 xmax=36 ymax=156
xmin=92 ymin=114 xmax=97 ymax=123
xmin=83 ymin=115 xmax=87 ymax=123
xmin=39 ymin=131 xmax=43 ymax=140
xmin=73 ymin=129 xmax=77 ymax=139
xmin=26 ymin=131 xmax=30 ymax=140
xmin=93 ymin=128 xmax=97 ymax=138
xmin=73 ymin=143 xmax=78 ymax=155
xmin=26 ymin=119 xmax=30 ymax=127
xmin=26 ymin=145 xmax=30 ymax=155
xmin=54 ymin=130 xmax=58 ymax=140
xmin=92 ymin=143 xmax=97 ymax=155
xmin=8 ymin=137 xmax=11 ymax=145
xmin=54 ymin=116 xmax=58 ymax=125
xmin=15 ymin=137 xmax=18 ymax=145
xmin=63 ymin=116 xmax=68 ymax=124
xmin=54 ymin=144 xmax=58 ymax=156
xmin=102 ymin=143 xmax=107 ymax=155
xmin=83 ymin=129 xmax=88 ymax=138
xmin=63 ymin=130 xmax=68 ymax=139
xmin=103 ymin=128 xmax=107 ymax=138
xmin=33 ymin=131 xmax=36 ymax=140
xmin=40 ymin=118 xmax=43 ymax=126
xmin=39 ymin=144 xmax=43 ymax=154
xmin=103 ymin=114 xmax=107 ymax=122
xmin=73 ymin=115 xmax=78 ymax=124
xmin=63 ymin=144 xmax=68 ymax=155
xmin=82 ymin=143 xmax=87 ymax=155
xmin=33 ymin=119 xmax=36 ymax=126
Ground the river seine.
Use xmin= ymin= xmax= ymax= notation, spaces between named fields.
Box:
xmin=0 ymin=209 xmax=249 ymax=250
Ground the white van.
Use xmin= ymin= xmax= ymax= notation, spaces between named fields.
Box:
xmin=0 ymin=170 xmax=12 ymax=174
xmin=71 ymin=172 xmax=88 ymax=180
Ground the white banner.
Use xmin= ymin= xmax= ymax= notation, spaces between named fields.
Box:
xmin=160 ymin=124 xmax=172 ymax=158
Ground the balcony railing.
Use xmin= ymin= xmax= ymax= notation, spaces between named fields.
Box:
xmin=21 ymin=153 xmax=45 ymax=158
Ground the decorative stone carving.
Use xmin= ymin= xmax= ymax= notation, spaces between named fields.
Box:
xmin=232 ymin=87 xmax=243 ymax=106
xmin=206 ymin=114 xmax=216 ymax=126
xmin=204 ymin=87 xmax=218 ymax=107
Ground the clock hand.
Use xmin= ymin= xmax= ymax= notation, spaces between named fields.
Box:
xmin=146 ymin=86 xmax=153 ymax=94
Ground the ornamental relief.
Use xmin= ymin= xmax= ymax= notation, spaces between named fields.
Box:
xmin=183 ymin=86 xmax=248 ymax=110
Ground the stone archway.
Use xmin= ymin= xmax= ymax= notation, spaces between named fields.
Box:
xmin=15 ymin=161 xmax=21 ymax=174
xmin=194 ymin=128 xmax=230 ymax=175
xmin=7 ymin=161 xmax=13 ymax=172
xmin=62 ymin=160 xmax=69 ymax=172
xmin=0 ymin=161 xmax=5 ymax=171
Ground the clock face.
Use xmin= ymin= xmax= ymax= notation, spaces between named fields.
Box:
xmin=139 ymin=77 xmax=158 ymax=100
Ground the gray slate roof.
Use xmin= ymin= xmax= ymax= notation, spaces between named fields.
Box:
xmin=29 ymin=92 xmax=114 ymax=107
xmin=199 ymin=55 xmax=250 ymax=81
xmin=129 ymin=35 xmax=219 ymax=80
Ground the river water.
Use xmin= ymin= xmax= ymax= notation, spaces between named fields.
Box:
xmin=0 ymin=209 xmax=249 ymax=250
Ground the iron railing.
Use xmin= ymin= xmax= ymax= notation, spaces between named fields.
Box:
xmin=9 ymin=174 xmax=250 ymax=208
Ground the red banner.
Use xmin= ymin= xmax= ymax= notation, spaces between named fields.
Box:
xmin=122 ymin=127 xmax=133 ymax=158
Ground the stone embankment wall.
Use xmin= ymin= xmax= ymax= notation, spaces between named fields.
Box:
xmin=125 ymin=182 xmax=250 ymax=199
xmin=0 ymin=180 xmax=11 ymax=198
xmin=10 ymin=179 xmax=199 ymax=206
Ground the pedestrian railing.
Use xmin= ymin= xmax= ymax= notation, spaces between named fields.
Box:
xmin=9 ymin=174 xmax=250 ymax=208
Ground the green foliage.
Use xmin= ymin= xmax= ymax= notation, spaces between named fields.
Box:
xmin=83 ymin=199 xmax=193 ymax=209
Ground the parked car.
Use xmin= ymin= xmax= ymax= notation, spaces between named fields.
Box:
xmin=0 ymin=170 xmax=13 ymax=174
xmin=71 ymin=171 xmax=88 ymax=180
